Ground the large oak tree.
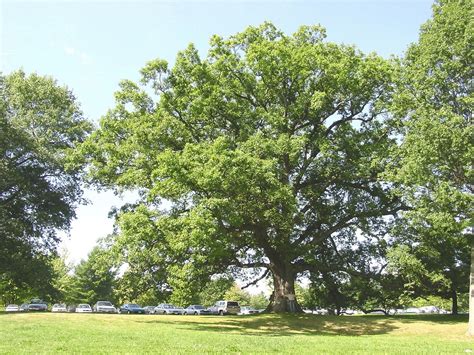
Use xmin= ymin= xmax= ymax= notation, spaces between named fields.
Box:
xmin=83 ymin=23 xmax=404 ymax=312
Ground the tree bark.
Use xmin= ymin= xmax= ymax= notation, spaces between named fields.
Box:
xmin=266 ymin=264 xmax=303 ymax=313
xmin=451 ymin=288 xmax=458 ymax=315
xmin=468 ymin=237 xmax=474 ymax=336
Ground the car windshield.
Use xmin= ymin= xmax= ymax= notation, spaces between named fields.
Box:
xmin=79 ymin=304 xmax=89 ymax=308
xmin=97 ymin=301 xmax=112 ymax=306
xmin=129 ymin=304 xmax=140 ymax=308
xmin=193 ymin=305 xmax=204 ymax=309
xmin=227 ymin=302 xmax=239 ymax=307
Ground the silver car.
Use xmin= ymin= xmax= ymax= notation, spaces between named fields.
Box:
xmin=154 ymin=303 xmax=184 ymax=315
xmin=208 ymin=300 xmax=241 ymax=315
xmin=184 ymin=305 xmax=211 ymax=315
xmin=93 ymin=301 xmax=116 ymax=313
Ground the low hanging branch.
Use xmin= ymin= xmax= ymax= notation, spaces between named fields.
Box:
xmin=241 ymin=269 xmax=270 ymax=290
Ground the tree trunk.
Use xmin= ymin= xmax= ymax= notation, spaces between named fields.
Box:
xmin=468 ymin=238 xmax=474 ymax=336
xmin=266 ymin=264 xmax=302 ymax=313
xmin=451 ymin=289 xmax=458 ymax=315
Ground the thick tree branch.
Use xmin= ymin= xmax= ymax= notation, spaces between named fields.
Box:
xmin=241 ymin=269 xmax=270 ymax=289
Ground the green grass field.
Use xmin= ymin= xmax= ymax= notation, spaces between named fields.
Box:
xmin=0 ymin=312 xmax=471 ymax=354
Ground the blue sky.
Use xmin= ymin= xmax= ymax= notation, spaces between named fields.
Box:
xmin=1 ymin=0 xmax=433 ymax=265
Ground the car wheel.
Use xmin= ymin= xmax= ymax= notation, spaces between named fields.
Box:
xmin=163 ymin=311 xmax=167 ymax=315
xmin=219 ymin=310 xmax=224 ymax=316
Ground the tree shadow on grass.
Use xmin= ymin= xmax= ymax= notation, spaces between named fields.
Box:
xmin=134 ymin=313 xmax=468 ymax=337
xmin=134 ymin=314 xmax=391 ymax=337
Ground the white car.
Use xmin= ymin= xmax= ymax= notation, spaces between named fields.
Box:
xmin=239 ymin=306 xmax=259 ymax=315
xmin=5 ymin=304 xmax=19 ymax=312
xmin=76 ymin=304 xmax=92 ymax=313
xmin=52 ymin=304 xmax=67 ymax=312
xmin=314 ymin=309 xmax=328 ymax=315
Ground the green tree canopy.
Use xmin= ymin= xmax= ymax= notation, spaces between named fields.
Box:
xmin=71 ymin=246 xmax=117 ymax=305
xmin=83 ymin=23 xmax=404 ymax=312
xmin=0 ymin=70 xmax=92 ymax=289
xmin=388 ymin=0 xmax=473 ymax=321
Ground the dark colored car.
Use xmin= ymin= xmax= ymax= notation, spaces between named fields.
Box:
xmin=28 ymin=299 xmax=48 ymax=312
xmin=67 ymin=305 xmax=77 ymax=313
xmin=143 ymin=306 xmax=156 ymax=314
xmin=19 ymin=303 xmax=29 ymax=312
xmin=184 ymin=305 xmax=211 ymax=315
xmin=119 ymin=303 xmax=145 ymax=314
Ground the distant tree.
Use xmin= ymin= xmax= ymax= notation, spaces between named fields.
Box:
xmin=0 ymin=70 xmax=91 ymax=290
xmin=388 ymin=0 xmax=472 ymax=327
xmin=50 ymin=252 xmax=76 ymax=304
xmin=224 ymin=283 xmax=251 ymax=306
xmin=82 ymin=22 xmax=403 ymax=312
xmin=198 ymin=276 xmax=234 ymax=307
xmin=249 ymin=292 xmax=269 ymax=310
xmin=71 ymin=246 xmax=117 ymax=305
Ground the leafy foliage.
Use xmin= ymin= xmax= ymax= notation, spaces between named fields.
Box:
xmin=70 ymin=246 xmax=117 ymax=305
xmin=0 ymin=70 xmax=92 ymax=290
xmin=388 ymin=0 xmax=473 ymax=315
xmin=82 ymin=23 xmax=403 ymax=311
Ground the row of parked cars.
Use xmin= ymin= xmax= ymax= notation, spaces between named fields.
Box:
xmin=5 ymin=299 xmax=261 ymax=316
xmin=302 ymin=306 xmax=449 ymax=315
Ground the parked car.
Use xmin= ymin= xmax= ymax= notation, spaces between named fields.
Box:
xmin=154 ymin=304 xmax=184 ymax=315
xmin=184 ymin=305 xmax=211 ymax=315
xmin=419 ymin=306 xmax=439 ymax=314
xmin=143 ymin=306 xmax=156 ymax=314
xmin=67 ymin=305 xmax=77 ymax=313
xmin=76 ymin=304 xmax=92 ymax=313
xmin=208 ymin=300 xmax=240 ymax=315
xmin=405 ymin=307 xmax=421 ymax=314
xmin=239 ymin=306 xmax=259 ymax=315
xmin=119 ymin=304 xmax=145 ymax=314
xmin=341 ymin=309 xmax=356 ymax=315
xmin=93 ymin=301 xmax=116 ymax=313
xmin=51 ymin=304 xmax=67 ymax=312
xmin=5 ymin=304 xmax=19 ymax=312
xmin=28 ymin=299 xmax=48 ymax=312
xmin=314 ymin=308 xmax=328 ymax=315
xmin=19 ymin=303 xmax=29 ymax=312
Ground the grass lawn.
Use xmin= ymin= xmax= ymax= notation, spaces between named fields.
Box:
xmin=0 ymin=312 xmax=471 ymax=354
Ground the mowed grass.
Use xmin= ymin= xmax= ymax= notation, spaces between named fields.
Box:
xmin=0 ymin=312 xmax=471 ymax=354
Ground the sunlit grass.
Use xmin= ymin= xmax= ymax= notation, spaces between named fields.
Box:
xmin=0 ymin=312 xmax=471 ymax=353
